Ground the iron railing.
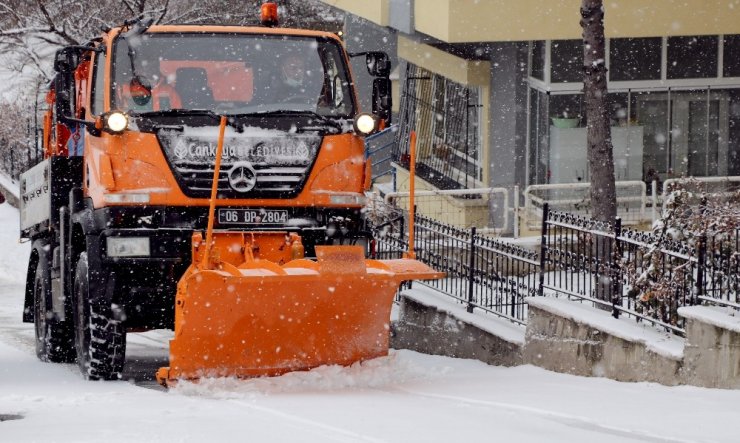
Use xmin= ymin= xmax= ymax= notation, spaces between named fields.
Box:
xmin=393 ymin=63 xmax=482 ymax=190
xmin=372 ymin=213 xmax=538 ymax=325
xmin=539 ymin=203 xmax=740 ymax=335
xmin=371 ymin=202 xmax=738 ymax=335
xmin=0 ymin=141 xmax=42 ymax=182
xmin=365 ymin=126 xmax=396 ymax=182
xmin=0 ymin=119 xmax=43 ymax=181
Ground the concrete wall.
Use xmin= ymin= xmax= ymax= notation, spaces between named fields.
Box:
xmin=680 ymin=306 xmax=740 ymax=389
xmin=392 ymin=291 xmax=740 ymax=389
xmin=388 ymin=0 xmax=413 ymax=34
xmin=392 ymin=294 xmax=523 ymax=367
xmin=0 ymin=180 xmax=20 ymax=208
xmin=523 ymin=303 xmax=683 ymax=385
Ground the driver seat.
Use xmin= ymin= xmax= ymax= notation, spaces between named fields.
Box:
xmin=175 ymin=67 xmax=213 ymax=109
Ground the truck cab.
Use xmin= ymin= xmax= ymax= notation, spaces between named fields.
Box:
xmin=21 ymin=14 xmax=392 ymax=380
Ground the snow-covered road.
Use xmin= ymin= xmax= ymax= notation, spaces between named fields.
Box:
xmin=1 ymin=201 xmax=738 ymax=443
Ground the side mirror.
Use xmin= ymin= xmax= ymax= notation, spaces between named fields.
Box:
xmin=54 ymin=72 xmax=74 ymax=121
xmin=366 ymin=52 xmax=391 ymax=78
xmin=372 ymin=78 xmax=392 ymax=122
xmin=54 ymin=48 xmax=78 ymax=74
xmin=129 ymin=76 xmax=152 ymax=107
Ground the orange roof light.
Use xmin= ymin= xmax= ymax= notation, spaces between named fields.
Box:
xmin=261 ymin=3 xmax=279 ymax=27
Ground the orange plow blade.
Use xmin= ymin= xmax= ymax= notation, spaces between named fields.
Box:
xmin=156 ymin=245 xmax=443 ymax=386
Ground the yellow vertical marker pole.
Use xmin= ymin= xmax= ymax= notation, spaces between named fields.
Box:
xmin=201 ymin=116 xmax=228 ymax=270
xmin=405 ymin=130 xmax=417 ymax=259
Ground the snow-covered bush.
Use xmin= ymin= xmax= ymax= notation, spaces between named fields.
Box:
xmin=623 ymin=178 xmax=740 ymax=324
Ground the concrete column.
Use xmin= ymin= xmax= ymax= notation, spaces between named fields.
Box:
xmin=679 ymin=306 xmax=740 ymax=389
xmin=489 ymin=42 xmax=529 ymax=233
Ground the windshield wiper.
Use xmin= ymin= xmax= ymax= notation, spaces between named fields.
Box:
xmin=243 ymin=110 xmax=344 ymax=133
xmin=134 ymin=109 xmax=245 ymax=132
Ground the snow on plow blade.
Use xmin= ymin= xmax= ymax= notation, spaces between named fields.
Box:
xmin=156 ymin=244 xmax=443 ymax=386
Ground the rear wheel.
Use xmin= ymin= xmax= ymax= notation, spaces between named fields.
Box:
xmin=33 ymin=254 xmax=75 ymax=363
xmin=73 ymin=253 xmax=126 ymax=380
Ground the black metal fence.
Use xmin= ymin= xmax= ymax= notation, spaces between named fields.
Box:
xmin=372 ymin=213 xmax=538 ymax=325
xmin=0 ymin=120 xmax=43 ymax=181
xmin=371 ymin=203 xmax=739 ymax=334
xmin=539 ymin=204 xmax=739 ymax=334
xmin=365 ymin=126 xmax=396 ymax=182
xmin=393 ymin=63 xmax=482 ymax=190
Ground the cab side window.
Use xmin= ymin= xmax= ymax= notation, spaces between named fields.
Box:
xmin=91 ymin=51 xmax=106 ymax=116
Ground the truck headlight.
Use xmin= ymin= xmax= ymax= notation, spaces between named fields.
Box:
xmin=106 ymin=237 xmax=150 ymax=257
xmin=105 ymin=111 xmax=129 ymax=133
xmin=354 ymin=113 xmax=378 ymax=135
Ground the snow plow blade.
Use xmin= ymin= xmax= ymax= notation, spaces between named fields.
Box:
xmin=156 ymin=241 xmax=443 ymax=387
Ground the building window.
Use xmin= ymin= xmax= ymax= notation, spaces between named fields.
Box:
xmin=667 ymin=36 xmax=718 ymax=79
xmin=610 ymin=38 xmax=662 ymax=81
xmin=550 ymin=39 xmax=582 ymax=83
xmin=530 ymin=41 xmax=545 ymax=80
xmin=396 ymin=64 xmax=482 ymax=189
xmin=723 ymin=35 xmax=740 ymax=78
xmin=527 ymin=87 xmax=740 ymax=185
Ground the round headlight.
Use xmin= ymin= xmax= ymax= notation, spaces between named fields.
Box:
xmin=354 ymin=113 xmax=377 ymax=135
xmin=106 ymin=112 xmax=128 ymax=133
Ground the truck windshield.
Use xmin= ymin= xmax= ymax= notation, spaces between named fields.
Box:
xmin=112 ymin=33 xmax=355 ymax=118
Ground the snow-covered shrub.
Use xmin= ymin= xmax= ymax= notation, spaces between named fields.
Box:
xmin=623 ymin=178 xmax=740 ymax=324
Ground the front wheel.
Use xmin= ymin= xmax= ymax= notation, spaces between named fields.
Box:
xmin=33 ymin=254 xmax=75 ymax=363
xmin=73 ymin=253 xmax=126 ymax=380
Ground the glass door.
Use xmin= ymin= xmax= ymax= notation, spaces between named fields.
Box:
xmin=671 ymin=91 xmax=729 ymax=177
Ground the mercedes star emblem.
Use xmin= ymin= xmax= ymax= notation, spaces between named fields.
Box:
xmin=227 ymin=162 xmax=257 ymax=193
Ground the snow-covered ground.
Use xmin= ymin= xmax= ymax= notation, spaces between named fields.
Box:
xmin=1 ymin=201 xmax=739 ymax=442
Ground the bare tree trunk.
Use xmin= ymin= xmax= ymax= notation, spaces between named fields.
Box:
xmin=581 ymin=0 xmax=616 ymax=224
xmin=581 ymin=0 xmax=618 ymax=306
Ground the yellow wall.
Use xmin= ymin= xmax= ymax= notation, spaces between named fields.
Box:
xmin=398 ymin=35 xmax=489 ymax=87
xmin=320 ymin=0 xmax=390 ymax=26
xmin=412 ymin=0 xmax=740 ymax=43
xmin=393 ymin=166 xmax=490 ymax=228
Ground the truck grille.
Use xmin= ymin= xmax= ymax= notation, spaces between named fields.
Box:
xmin=157 ymin=128 xmax=322 ymax=199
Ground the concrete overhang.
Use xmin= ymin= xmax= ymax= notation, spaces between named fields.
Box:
xmin=397 ymin=35 xmax=489 ymax=87
xmin=413 ymin=0 xmax=740 ymax=43
xmin=320 ymin=0 xmax=390 ymax=26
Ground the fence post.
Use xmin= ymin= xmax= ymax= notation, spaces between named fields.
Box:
xmin=695 ymin=232 xmax=707 ymax=305
xmin=513 ymin=185 xmax=520 ymax=238
xmin=537 ymin=203 xmax=549 ymax=297
xmin=10 ymin=149 xmax=15 ymax=180
xmin=611 ymin=217 xmax=622 ymax=319
xmin=651 ymin=180 xmax=658 ymax=222
xmin=466 ymin=226 xmax=476 ymax=313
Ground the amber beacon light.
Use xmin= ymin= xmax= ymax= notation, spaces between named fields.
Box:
xmin=261 ymin=3 xmax=279 ymax=27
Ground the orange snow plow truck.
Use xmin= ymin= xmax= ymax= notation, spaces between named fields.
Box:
xmin=21 ymin=5 xmax=443 ymax=384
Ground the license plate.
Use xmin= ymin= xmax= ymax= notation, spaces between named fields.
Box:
xmin=217 ymin=209 xmax=289 ymax=225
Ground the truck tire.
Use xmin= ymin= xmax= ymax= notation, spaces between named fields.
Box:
xmin=33 ymin=255 xmax=75 ymax=363
xmin=73 ymin=253 xmax=126 ymax=380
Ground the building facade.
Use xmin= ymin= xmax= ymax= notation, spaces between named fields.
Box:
xmin=324 ymin=0 xmax=740 ymax=230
